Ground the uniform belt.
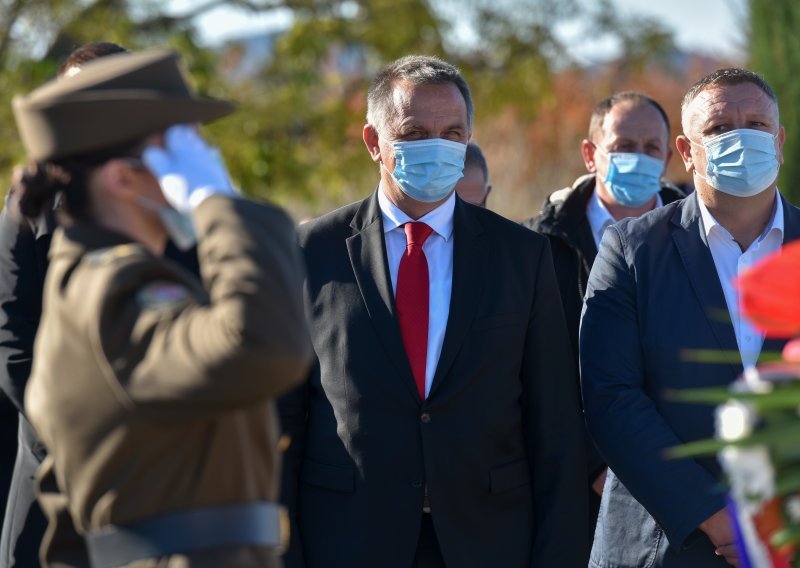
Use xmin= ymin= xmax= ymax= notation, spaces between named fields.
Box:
xmin=85 ymin=501 xmax=286 ymax=568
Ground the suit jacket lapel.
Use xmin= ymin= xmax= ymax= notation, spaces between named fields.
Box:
xmin=671 ymin=193 xmax=741 ymax=378
xmin=345 ymin=192 xmax=419 ymax=402
xmin=429 ymin=199 xmax=488 ymax=398
xmin=760 ymin=193 xmax=800 ymax=362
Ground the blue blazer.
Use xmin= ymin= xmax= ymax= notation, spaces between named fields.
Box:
xmin=580 ymin=191 xmax=800 ymax=567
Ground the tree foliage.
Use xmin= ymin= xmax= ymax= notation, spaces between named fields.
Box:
xmin=749 ymin=0 xmax=800 ymax=205
xmin=0 ymin=0 xmax=684 ymax=219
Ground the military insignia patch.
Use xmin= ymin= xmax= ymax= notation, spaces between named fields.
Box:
xmin=86 ymin=244 xmax=142 ymax=266
xmin=136 ymin=281 xmax=190 ymax=311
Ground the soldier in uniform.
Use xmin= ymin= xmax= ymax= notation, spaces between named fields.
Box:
xmin=11 ymin=49 xmax=313 ymax=567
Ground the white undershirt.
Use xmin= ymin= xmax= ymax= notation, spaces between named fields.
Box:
xmin=378 ymin=189 xmax=455 ymax=397
xmin=586 ymin=184 xmax=663 ymax=248
xmin=698 ymin=193 xmax=784 ymax=368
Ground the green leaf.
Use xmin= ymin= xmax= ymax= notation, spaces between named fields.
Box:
xmin=668 ymin=385 xmax=800 ymax=411
xmin=771 ymin=523 xmax=800 ymax=548
xmin=775 ymin=467 xmax=800 ymax=495
xmin=667 ymin=438 xmax=730 ymax=458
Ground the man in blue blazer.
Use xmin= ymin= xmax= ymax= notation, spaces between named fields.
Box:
xmin=280 ymin=55 xmax=588 ymax=567
xmin=581 ymin=67 xmax=800 ymax=567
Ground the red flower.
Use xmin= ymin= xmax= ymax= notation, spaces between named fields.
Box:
xmin=736 ymin=240 xmax=800 ymax=338
xmin=783 ymin=338 xmax=800 ymax=363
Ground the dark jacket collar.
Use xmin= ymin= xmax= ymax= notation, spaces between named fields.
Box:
xmin=345 ymin=189 xmax=486 ymax=404
xmin=529 ymin=173 xmax=686 ymax=261
xmin=671 ymin=190 xmax=800 ymax=369
xmin=349 ymin=187 xmax=383 ymax=233
xmin=51 ymin=222 xmax=139 ymax=264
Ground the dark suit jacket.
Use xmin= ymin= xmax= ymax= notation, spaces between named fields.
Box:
xmin=280 ymin=191 xmax=588 ymax=567
xmin=0 ymin=189 xmax=200 ymax=567
xmin=580 ymin=191 xmax=800 ymax=567
xmin=0 ymin=190 xmax=53 ymax=568
xmin=521 ymin=174 xmax=686 ymax=545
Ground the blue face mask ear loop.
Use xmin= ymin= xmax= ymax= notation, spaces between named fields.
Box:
xmin=683 ymin=135 xmax=710 ymax=183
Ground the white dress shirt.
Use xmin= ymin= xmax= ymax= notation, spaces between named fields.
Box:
xmin=378 ymin=189 xmax=455 ymax=397
xmin=698 ymin=193 xmax=784 ymax=368
xmin=586 ymin=185 xmax=663 ymax=248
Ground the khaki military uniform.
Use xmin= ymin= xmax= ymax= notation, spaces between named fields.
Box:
xmin=24 ymin=195 xmax=312 ymax=567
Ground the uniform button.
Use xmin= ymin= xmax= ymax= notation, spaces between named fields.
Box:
xmin=411 ymin=479 xmax=423 ymax=488
xmin=420 ymin=413 xmax=431 ymax=423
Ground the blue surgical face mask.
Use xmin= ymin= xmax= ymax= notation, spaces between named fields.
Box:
xmin=690 ymin=128 xmax=779 ymax=197
xmin=386 ymin=138 xmax=466 ymax=203
xmin=137 ymin=197 xmax=197 ymax=251
xmin=598 ymin=149 xmax=665 ymax=208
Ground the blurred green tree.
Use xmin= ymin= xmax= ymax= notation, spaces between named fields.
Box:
xmin=0 ymin=0 xmax=678 ymax=218
xmin=749 ymin=0 xmax=800 ymax=205
xmin=0 ymin=0 xmax=224 ymax=177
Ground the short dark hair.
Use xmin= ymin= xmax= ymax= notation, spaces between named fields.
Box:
xmin=465 ymin=142 xmax=488 ymax=182
xmin=58 ymin=42 xmax=128 ymax=77
xmin=588 ymin=91 xmax=670 ymax=143
xmin=681 ymin=67 xmax=777 ymax=114
xmin=366 ymin=55 xmax=473 ymax=135
xmin=18 ymin=137 xmax=148 ymax=223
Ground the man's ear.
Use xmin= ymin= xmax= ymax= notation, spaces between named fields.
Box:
xmin=675 ymin=135 xmax=694 ymax=174
xmin=776 ymin=125 xmax=786 ymax=165
xmin=363 ymin=125 xmax=382 ymax=163
xmin=581 ymin=139 xmax=597 ymax=173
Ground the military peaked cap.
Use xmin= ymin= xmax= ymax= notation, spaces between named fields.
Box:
xmin=13 ymin=49 xmax=234 ymax=162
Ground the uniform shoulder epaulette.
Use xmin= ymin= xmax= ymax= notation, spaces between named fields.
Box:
xmin=85 ymin=243 xmax=144 ymax=266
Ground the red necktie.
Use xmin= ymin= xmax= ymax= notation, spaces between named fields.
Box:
xmin=396 ymin=222 xmax=434 ymax=400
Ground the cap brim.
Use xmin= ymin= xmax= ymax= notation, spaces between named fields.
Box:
xmin=15 ymin=93 xmax=235 ymax=162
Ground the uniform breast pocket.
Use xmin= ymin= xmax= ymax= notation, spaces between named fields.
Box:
xmin=301 ymin=458 xmax=355 ymax=493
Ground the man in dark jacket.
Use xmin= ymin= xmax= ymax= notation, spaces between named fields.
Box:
xmin=522 ymin=91 xmax=685 ymax=552
xmin=280 ymin=54 xmax=587 ymax=568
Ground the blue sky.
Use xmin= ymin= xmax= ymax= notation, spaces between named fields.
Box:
xmin=172 ymin=0 xmax=747 ymax=62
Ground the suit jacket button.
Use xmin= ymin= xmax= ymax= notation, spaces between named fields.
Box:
xmin=411 ymin=479 xmax=423 ymax=488
xmin=420 ymin=412 xmax=431 ymax=423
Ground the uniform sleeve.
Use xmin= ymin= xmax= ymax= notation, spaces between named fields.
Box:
xmin=0 ymin=189 xmax=51 ymax=415
xmin=94 ymin=196 xmax=313 ymax=416
xmin=522 ymin=239 xmax=589 ymax=566
xmin=580 ymin=225 xmax=724 ymax=548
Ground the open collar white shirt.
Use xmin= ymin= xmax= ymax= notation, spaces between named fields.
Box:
xmin=586 ymin=183 xmax=663 ymax=248
xmin=698 ymin=192 xmax=784 ymax=369
xmin=378 ymin=188 xmax=455 ymax=397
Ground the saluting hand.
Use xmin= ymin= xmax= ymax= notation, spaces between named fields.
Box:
xmin=143 ymin=124 xmax=238 ymax=213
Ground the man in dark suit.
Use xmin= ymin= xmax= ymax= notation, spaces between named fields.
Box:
xmin=581 ymin=68 xmax=800 ymax=567
xmin=279 ymin=55 xmax=588 ymax=567
xmin=0 ymin=184 xmax=52 ymax=568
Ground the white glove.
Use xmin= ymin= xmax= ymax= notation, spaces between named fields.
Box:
xmin=142 ymin=124 xmax=238 ymax=213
